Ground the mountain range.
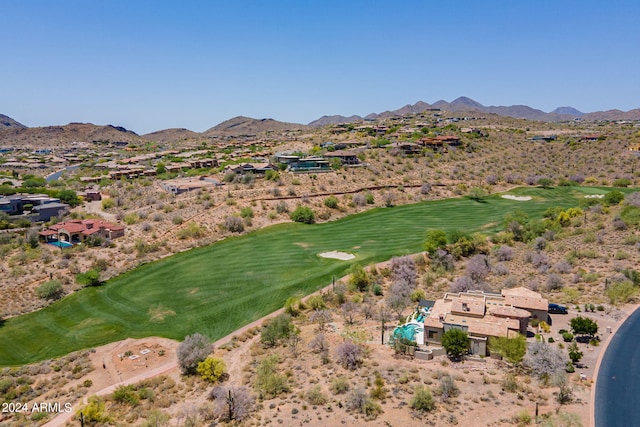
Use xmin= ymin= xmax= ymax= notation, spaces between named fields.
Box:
xmin=1 ymin=97 xmax=639 ymax=145
xmin=308 ymin=97 xmax=640 ymax=126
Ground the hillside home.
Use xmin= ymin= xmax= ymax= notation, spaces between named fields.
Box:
xmin=322 ymin=150 xmax=360 ymax=165
xmin=387 ymin=141 xmax=422 ymax=155
xmin=0 ymin=194 xmax=69 ymax=222
xmin=288 ymin=157 xmax=331 ymax=173
xmin=420 ymin=288 xmax=548 ymax=356
xmin=39 ymin=219 xmax=125 ymax=244
xmin=224 ymin=163 xmax=279 ymax=175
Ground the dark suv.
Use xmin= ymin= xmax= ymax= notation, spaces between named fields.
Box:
xmin=548 ymin=303 xmax=568 ymax=314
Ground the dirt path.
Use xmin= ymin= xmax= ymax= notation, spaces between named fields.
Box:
xmin=43 ymin=256 xmax=381 ymax=427
xmin=84 ymin=199 xmax=118 ymax=223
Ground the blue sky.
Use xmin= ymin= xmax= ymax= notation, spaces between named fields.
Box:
xmin=1 ymin=1 xmax=639 ymax=134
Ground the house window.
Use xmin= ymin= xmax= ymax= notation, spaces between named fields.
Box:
xmin=428 ymin=331 xmax=438 ymax=340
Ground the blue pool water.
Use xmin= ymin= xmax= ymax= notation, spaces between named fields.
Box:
xmin=48 ymin=241 xmax=73 ymax=248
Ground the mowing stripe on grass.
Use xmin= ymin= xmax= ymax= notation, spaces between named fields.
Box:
xmin=0 ymin=187 xmax=629 ymax=366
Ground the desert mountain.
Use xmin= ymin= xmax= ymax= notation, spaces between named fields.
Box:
xmin=582 ymin=108 xmax=640 ymax=121
xmin=552 ymin=106 xmax=584 ymax=116
xmin=142 ymin=128 xmax=202 ymax=144
xmin=311 ymin=97 xmax=640 ymax=125
xmin=204 ymin=116 xmax=307 ymax=136
xmin=0 ymin=114 xmax=26 ymax=129
xmin=308 ymin=115 xmax=363 ymax=127
xmin=0 ymin=122 xmax=141 ymax=147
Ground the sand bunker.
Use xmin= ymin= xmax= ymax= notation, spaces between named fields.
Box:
xmin=318 ymin=251 xmax=356 ymax=260
xmin=501 ymin=195 xmax=532 ymax=201
xmin=584 ymin=194 xmax=605 ymax=199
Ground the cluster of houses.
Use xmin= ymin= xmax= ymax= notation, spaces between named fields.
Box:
xmin=404 ymin=287 xmax=549 ymax=356
xmin=0 ymin=194 xmax=69 ymax=222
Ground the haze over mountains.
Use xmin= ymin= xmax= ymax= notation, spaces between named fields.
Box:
xmin=1 ymin=97 xmax=639 ymax=145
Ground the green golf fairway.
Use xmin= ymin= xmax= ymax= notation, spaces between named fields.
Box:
xmin=0 ymin=187 xmax=616 ymax=365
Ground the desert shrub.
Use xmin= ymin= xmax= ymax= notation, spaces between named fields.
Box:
xmin=209 ymin=385 xmax=255 ymax=422
xmin=391 ymin=255 xmax=417 ymax=287
xmin=450 ymin=275 xmax=491 ymax=293
xmin=625 ymin=192 xmax=640 ymax=207
xmin=387 ymin=283 xmax=411 ymax=318
xmin=606 ymin=280 xmax=636 ymax=305
xmin=466 ymin=254 xmax=491 ymax=282
xmin=101 ymin=198 xmax=115 ymax=209
xmin=436 ymin=374 xmax=460 ymax=400
xmin=372 ymin=283 xmax=383 ymax=295
xmin=78 ymin=397 xmax=109 ymax=424
xmin=424 ymin=229 xmax=447 ymax=255
xmin=613 ymin=178 xmax=632 ymax=187
xmin=275 ymin=201 xmax=288 ymax=213
xmin=113 ymin=385 xmax=139 ymax=406
xmin=36 ymin=279 xmax=64 ymax=300
xmin=620 ymin=205 xmax=640 ymax=226
xmin=305 ymin=385 xmax=328 ymax=405
xmin=502 ymin=373 xmax=520 ymax=393
xmin=76 ymin=268 xmax=101 ymax=287
xmin=546 ymin=273 xmax=564 ymax=291
xmin=496 ymin=245 xmax=514 ymax=261
xmin=255 ymin=355 xmax=289 ymax=398
xmin=239 ymin=207 xmax=254 ymax=219
xmin=604 ymin=190 xmax=624 ymax=206
xmin=494 ymin=262 xmax=509 ymax=276
xmin=562 ymin=332 xmax=574 ymax=342
xmin=410 ymin=288 xmax=426 ymax=302
xmin=348 ymin=263 xmax=371 ymax=292
xmin=523 ymin=341 xmax=566 ymax=383
xmin=264 ymin=170 xmax=279 ymax=181
xmin=441 ymin=329 xmax=470 ymax=360
xmin=330 ymin=376 xmax=350 ymax=395
xmin=346 ymin=387 xmax=382 ymax=419
xmin=261 ymin=314 xmax=293 ymax=347
xmin=488 ymin=335 xmax=526 ymax=366
xmin=553 ymin=261 xmax=572 ymax=274
xmin=224 ymin=215 xmax=244 ymax=233
xmin=306 ymin=295 xmax=326 ymax=310
xmin=430 ymin=248 xmax=455 ymax=272
xmin=290 ymin=206 xmax=315 ymax=223
xmin=352 ymin=193 xmax=366 ymax=206
xmin=284 ymin=296 xmax=303 ymax=316
xmin=324 ymin=196 xmax=339 ymax=209
xmin=336 ymin=340 xmax=364 ymax=370
xmin=364 ymin=192 xmax=375 ymax=204
xmin=177 ymin=222 xmax=206 ymax=239
xmin=533 ymin=237 xmax=547 ymax=251
xmin=411 ymin=385 xmax=435 ymax=413
xmin=197 ymin=357 xmax=227 ymax=383
xmin=341 ymin=302 xmax=358 ymax=324
xmin=309 ymin=333 xmax=329 ymax=354
xmin=177 ymin=333 xmax=212 ymax=375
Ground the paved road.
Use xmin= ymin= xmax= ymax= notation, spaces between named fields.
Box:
xmin=594 ymin=307 xmax=640 ymax=427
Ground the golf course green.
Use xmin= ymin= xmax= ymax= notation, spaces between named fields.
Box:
xmin=0 ymin=187 xmax=614 ymax=365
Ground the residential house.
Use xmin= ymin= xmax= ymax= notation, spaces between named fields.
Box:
xmin=224 ymin=163 xmax=279 ymax=175
xmin=288 ymin=157 xmax=331 ymax=173
xmin=322 ymin=150 xmax=360 ymax=165
xmin=0 ymin=194 xmax=68 ymax=222
xmin=39 ymin=219 xmax=125 ymax=244
xmin=418 ymin=288 xmax=548 ymax=356
xmin=387 ymin=141 xmax=422 ymax=155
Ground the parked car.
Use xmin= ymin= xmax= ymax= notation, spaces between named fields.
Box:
xmin=548 ymin=303 xmax=568 ymax=314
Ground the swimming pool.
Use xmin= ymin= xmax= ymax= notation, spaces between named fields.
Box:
xmin=48 ymin=241 xmax=73 ymax=248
